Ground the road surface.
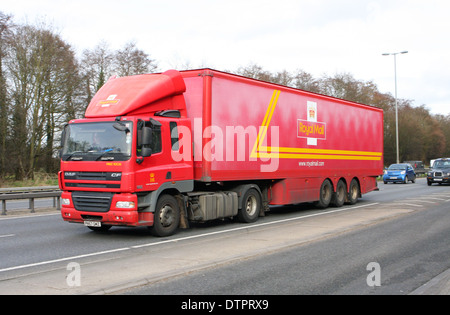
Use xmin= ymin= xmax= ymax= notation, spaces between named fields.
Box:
xmin=0 ymin=178 xmax=448 ymax=296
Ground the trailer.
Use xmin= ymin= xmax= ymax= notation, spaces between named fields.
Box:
xmin=59 ymin=69 xmax=384 ymax=236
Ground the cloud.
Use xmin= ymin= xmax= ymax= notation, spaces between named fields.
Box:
xmin=2 ymin=0 xmax=450 ymax=115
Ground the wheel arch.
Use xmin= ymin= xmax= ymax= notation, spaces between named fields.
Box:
xmin=138 ymin=180 xmax=193 ymax=213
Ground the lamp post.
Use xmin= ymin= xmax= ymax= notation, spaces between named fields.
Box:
xmin=382 ymin=51 xmax=408 ymax=164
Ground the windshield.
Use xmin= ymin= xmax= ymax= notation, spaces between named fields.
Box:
xmin=62 ymin=121 xmax=132 ymax=161
xmin=433 ymin=160 xmax=450 ymax=168
xmin=388 ymin=164 xmax=407 ymax=170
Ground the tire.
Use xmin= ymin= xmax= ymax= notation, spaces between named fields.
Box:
xmin=315 ymin=180 xmax=333 ymax=209
xmin=150 ymin=194 xmax=180 ymax=237
xmin=346 ymin=179 xmax=360 ymax=205
xmin=237 ymin=188 xmax=261 ymax=223
xmin=331 ymin=180 xmax=346 ymax=207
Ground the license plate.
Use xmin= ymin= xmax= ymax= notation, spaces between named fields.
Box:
xmin=390 ymin=177 xmax=397 ymax=179
xmin=435 ymin=179 xmax=443 ymax=181
xmin=84 ymin=221 xmax=101 ymax=227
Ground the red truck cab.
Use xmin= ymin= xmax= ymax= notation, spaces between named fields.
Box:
xmin=60 ymin=71 xmax=194 ymax=236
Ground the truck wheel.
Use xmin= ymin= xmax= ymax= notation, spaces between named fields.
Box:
xmin=237 ymin=188 xmax=261 ymax=223
xmin=331 ymin=180 xmax=346 ymax=207
xmin=315 ymin=180 xmax=333 ymax=209
xmin=150 ymin=194 xmax=180 ymax=237
xmin=346 ymin=179 xmax=360 ymax=205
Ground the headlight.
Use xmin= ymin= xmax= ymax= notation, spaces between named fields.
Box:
xmin=401 ymin=171 xmax=406 ymax=175
xmin=116 ymin=201 xmax=135 ymax=209
xmin=61 ymin=198 xmax=71 ymax=206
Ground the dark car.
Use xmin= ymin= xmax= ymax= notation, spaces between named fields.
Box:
xmin=404 ymin=160 xmax=426 ymax=175
xmin=383 ymin=163 xmax=416 ymax=184
xmin=427 ymin=158 xmax=450 ymax=186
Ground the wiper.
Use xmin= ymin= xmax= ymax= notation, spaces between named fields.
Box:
xmin=63 ymin=151 xmax=85 ymax=161
xmin=95 ymin=149 xmax=114 ymax=161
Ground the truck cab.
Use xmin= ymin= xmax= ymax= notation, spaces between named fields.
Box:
xmin=59 ymin=71 xmax=194 ymax=236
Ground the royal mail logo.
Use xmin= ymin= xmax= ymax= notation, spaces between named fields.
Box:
xmin=298 ymin=101 xmax=326 ymax=145
xmin=97 ymin=94 xmax=120 ymax=107
xmin=309 ymin=107 xmax=316 ymax=120
xmin=297 ymin=120 xmax=326 ymax=139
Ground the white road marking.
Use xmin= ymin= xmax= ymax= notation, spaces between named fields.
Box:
xmin=393 ymin=203 xmax=423 ymax=208
xmin=0 ymin=213 xmax=59 ymax=221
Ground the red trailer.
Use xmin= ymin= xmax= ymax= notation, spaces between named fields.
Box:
xmin=59 ymin=69 xmax=383 ymax=236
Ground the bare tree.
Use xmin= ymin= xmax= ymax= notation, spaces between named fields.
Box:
xmin=6 ymin=23 xmax=80 ymax=179
xmin=0 ymin=12 xmax=13 ymax=178
xmin=235 ymin=63 xmax=274 ymax=83
xmin=113 ymin=41 xmax=158 ymax=76
xmin=80 ymin=41 xmax=114 ymax=107
xmin=291 ymin=69 xmax=321 ymax=93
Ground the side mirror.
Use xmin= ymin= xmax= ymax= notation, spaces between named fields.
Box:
xmin=141 ymin=147 xmax=153 ymax=158
xmin=139 ymin=127 xmax=153 ymax=159
xmin=142 ymin=127 xmax=152 ymax=146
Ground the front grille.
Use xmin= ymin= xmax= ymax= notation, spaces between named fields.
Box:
xmin=435 ymin=172 xmax=443 ymax=177
xmin=64 ymin=171 xmax=122 ymax=181
xmin=66 ymin=183 xmax=121 ymax=188
xmin=72 ymin=191 xmax=113 ymax=213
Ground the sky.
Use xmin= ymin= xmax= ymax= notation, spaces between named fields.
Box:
xmin=3 ymin=0 xmax=450 ymax=115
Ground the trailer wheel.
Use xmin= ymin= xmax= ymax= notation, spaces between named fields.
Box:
xmin=346 ymin=179 xmax=360 ymax=205
xmin=150 ymin=194 xmax=180 ymax=237
xmin=331 ymin=180 xmax=346 ymax=207
xmin=315 ymin=179 xmax=333 ymax=209
xmin=237 ymin=188 xmax=261 ymax=223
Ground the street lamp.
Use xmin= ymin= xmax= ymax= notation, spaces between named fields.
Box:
xmin=382 ymin=51 xmax=408 ymax=164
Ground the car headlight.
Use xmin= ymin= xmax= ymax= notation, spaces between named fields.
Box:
xmin=116 ymin=201 xmax=136 ymax=209
xmin=401 ymin=171 xmax=406 ymax=175
xmin=61 ymin=198 xmax=71 ymax=206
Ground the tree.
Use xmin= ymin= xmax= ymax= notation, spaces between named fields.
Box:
xmin=318 ymin=72 xmax=380 ymax=106
xmin=113 ymin=41 xmax=158 ymax=77
xmin=235 ymin=63 xmax=274 ymax=82
xmin=80 ymin=41 xmax=114 ymax=107
xmin=0 ymin=12 xmax=13 ymax=178
xmin=435 ymin=114 xmax=450 ymax=157
xmin=6 ymin=23 xmax=80 ymax=179
xmin=291 ymin=69 xmax=321 ymax=94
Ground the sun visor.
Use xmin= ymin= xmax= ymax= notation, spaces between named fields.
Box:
xmin=85 ymin=70 xmax=186 ymax=118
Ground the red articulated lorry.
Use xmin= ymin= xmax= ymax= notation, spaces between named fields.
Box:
xmin=59 ymin=69 xmax=384 ymax=236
